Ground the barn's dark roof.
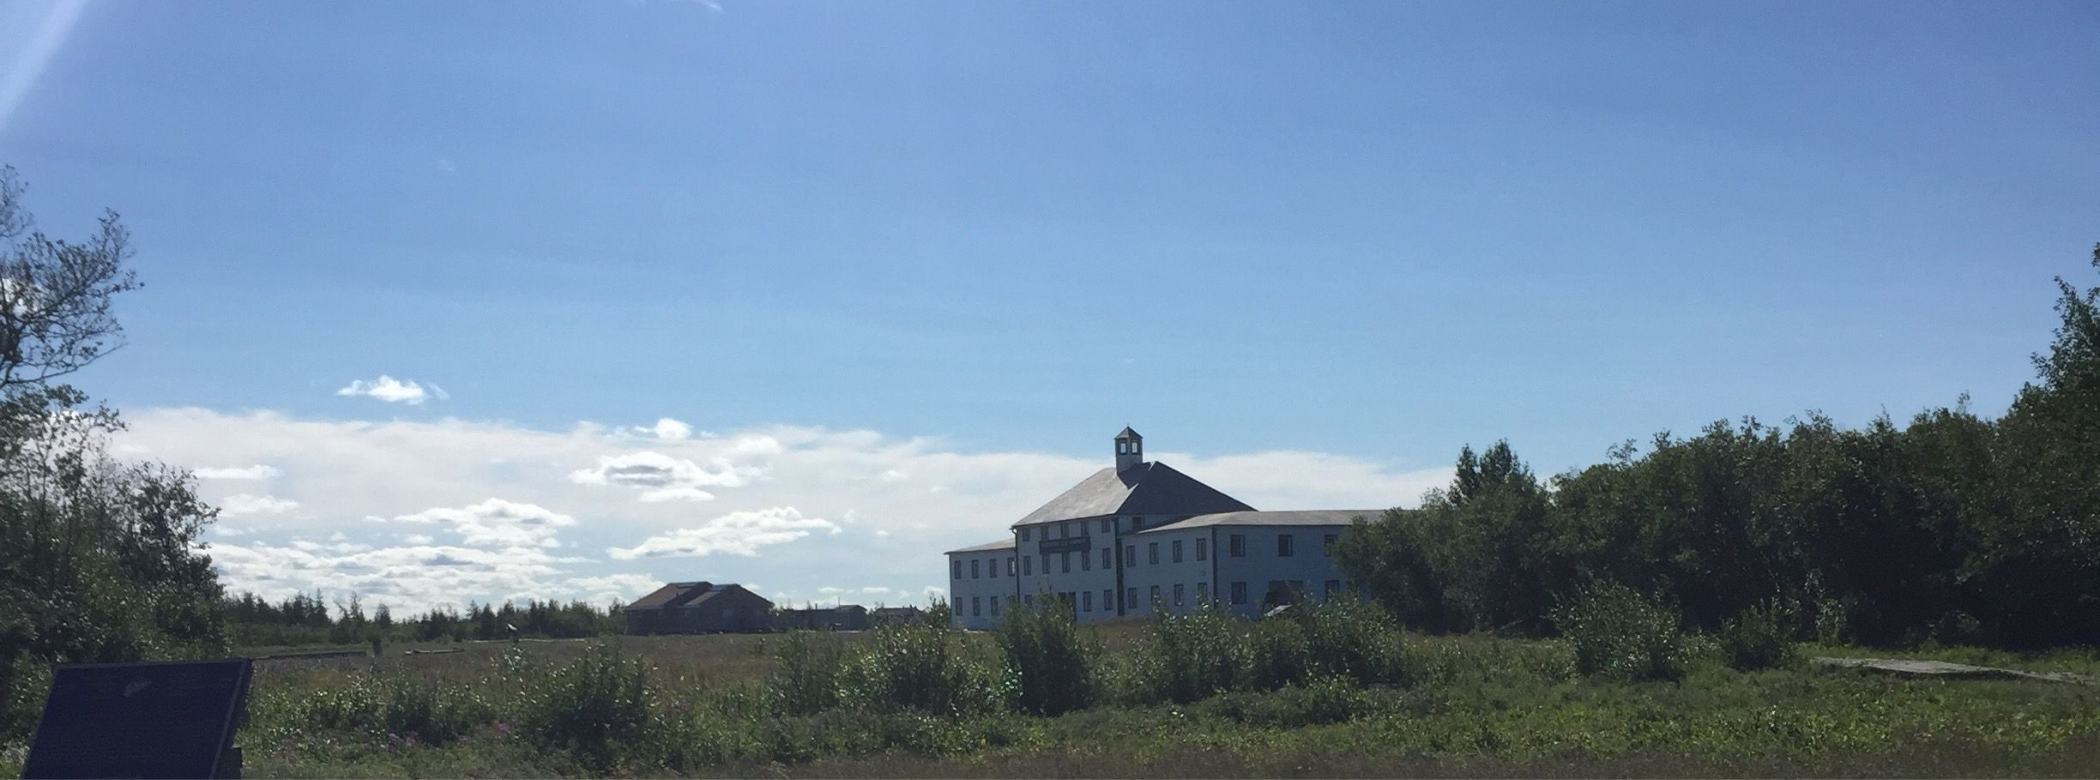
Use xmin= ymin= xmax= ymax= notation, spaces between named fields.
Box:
xmin=1140 ymin=509 xmax=1381 ymax=534
xmin=624 ymin=581 xmax=756 ymax=611
xmin=945 ymin=537 xmax=1017 ymax=554
xmin=1011 ymin=462 xmax=1253 ymax=527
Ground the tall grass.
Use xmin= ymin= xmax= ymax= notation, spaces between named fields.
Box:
xmin=1553 ymin=581 xmax=1691 ymax=681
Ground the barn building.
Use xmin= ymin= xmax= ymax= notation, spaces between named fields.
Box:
xmin=943 ymin=428 xmax=1380 ymax=630
xmin=622 ymin=581 xmax=774 ymax=634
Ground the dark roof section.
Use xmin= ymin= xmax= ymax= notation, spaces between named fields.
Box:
xmin=1116 ymin=426 xmax=1141 ymax=439
xmin=1012 ymin=461 xmax=1253 ymax=527
xmin=945 ymin=537 xmax=1017 ymax=554
xmin=1140 ymin=509 xmax=1382 ymax=534
xmin=624 ymin=581 xmax=753 ymax=610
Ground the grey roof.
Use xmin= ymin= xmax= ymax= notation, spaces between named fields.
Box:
xmin=625 ymin=581 xmax=755 ymax=610
xmin=1012 ymin=461 xmax=1253 ymax=527
xmin=1116 ymin=426 xmax=1142 ymax=439
xmin=1139 ymin=509 xmax=1382 ymax=534
xmin=945 ymin=537 xmax=1017 ymax=554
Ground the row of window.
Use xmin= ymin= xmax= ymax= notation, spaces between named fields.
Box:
xmin=963 ymin=580 xmax=1349 ymax=618
xmin=1017 ymin=517 xmax=1122 ymax=542
xmin=953 ymin=533 xmax=1343 ymax=581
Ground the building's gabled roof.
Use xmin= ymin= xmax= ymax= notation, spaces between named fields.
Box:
xmin=946 ymin=537 xmax=1017 ymax=554
xmin=1139 ymin=509 xmax=1382 ymax=534
xmin=624 ymin=581 xmax=758 ymax=610
xmin=1116 ymin=426 xmax=1141 ymax=439
xmin=1012 ymin=462 xmax=1253 ymax=527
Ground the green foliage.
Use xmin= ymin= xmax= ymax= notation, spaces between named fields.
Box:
xmin=1132 ymin=602 xmax=1244 ymax=704
xmin=1720 ymin=600 xmax=1801 ymax=671
xmin=839 ymin=619 xmax=1010 ymax=716
xmin=769 ymin=630 xmax=842 ymax=715
xmin=993 ymin=599 xmax=1099 ymax=715
xmin=268 ymin=673 xmax=493 ymax=747
xmin=517 ymin=642 xmax=653 ymax=769
xmin=1554 ymin=582 xmax=1690 ymax=682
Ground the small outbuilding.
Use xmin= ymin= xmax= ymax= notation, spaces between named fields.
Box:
xmin=623 ymin=581 xmax=773 ymax=635
xmin=774 ymin=604 xmax=871 ymax=632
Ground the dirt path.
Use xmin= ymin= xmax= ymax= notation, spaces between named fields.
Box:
xmin=1813 ymin=656 xmax=2094 ymax=684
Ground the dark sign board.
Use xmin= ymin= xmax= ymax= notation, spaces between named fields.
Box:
xmin=23 ymin=658 xmax=252 ymax=780
xmin=1039 ymin=536 xmax=1090 ymax=555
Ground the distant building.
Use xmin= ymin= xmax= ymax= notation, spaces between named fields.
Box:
xmin=622 ymin=581 xmax=773 ymax=634
xmin=774 ymin=604 xmax=871 ymax=631
xmin=944 ymin=428 xmax=1378 ymax=630
xmin=870 ymin=606 xmax=924 ymax=626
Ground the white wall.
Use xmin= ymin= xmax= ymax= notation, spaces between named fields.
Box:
xmin=1212 ymin=526 xmax=1351 ymax=619
xmin=946 ymin=547 xmax=1016 ymax=630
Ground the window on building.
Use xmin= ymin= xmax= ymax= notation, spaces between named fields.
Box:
xmin=1104 ymin=589 xmax=1114 ymax=611
xmin=1149 ymin=585 xmax=1160 ymax=607
xmin=1324 ymin=534 xmax=1338 ymax=555
xmin=1173 ymin=583 xmax=1184 ymax=606
xmin=1008 ymin=557 xmax=1016 ymax=576
xmin=971 ymin=597 xmax=981 ymax=617
xmin=1102 ymin=518 xmax=1113 ymax=533
xmin=971 ymin=559 xmax=980 ymax=579
xmin=1061 ymin=553 xmax=1070 ymax=574
xmin=1123 ymin=545 xmax=1135 ymax=567
xmin=1059 ymin=522 xmax=1069 ymax=539
xmin=1100 ymin=547 xmax=1112 ymax=569
xmin=1197 ymin=582 xmax=1209 ymax=602
xmin=991 ymin=596 xmax=1001 ymax=615
xmin=1082 ymin=549 xmax=1092 ymax=571
xmin=1023 ymin=555 xmax=1032 ymax=576
xmin=1024 ymin=594 xmax=1033 ymax=606
xmin=1172 ymin=540 xmax=1183 ymax=563
xmin=1148 ymin=542 xmax=1159 ymax=565
xmin=1124 ymin=587 xmax=1136 ymax=611
xmin=1324 ymin=580 xmax=1341 ymax=597
xmin=1196 ymin=538 xmax=1208 ymax=561
xmin=1082 ymin=590 xmax=1093 ymax=612
xmin=1278 ymin=534 xmax=1295 ymax=557
xmin=1229 ymin=534 xmax=1246 ymax=557
xmin=1021 ymin=528 xmax=1031 ymax=541
xmin=990 ymin=557 xmax=1000 ymax=577
xmin=1230 ymin=582 xmax=1247 ymax=605
xmin=1041 ymin=554 xmax=1049 ymax=574
xmin=951 ymin=560 xmax=961 ymax=580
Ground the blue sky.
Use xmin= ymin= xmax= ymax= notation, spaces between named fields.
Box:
xmin=1 ymin=1 xmax=2094 ymax=612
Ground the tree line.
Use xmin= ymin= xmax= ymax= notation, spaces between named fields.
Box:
xmin=1337 ymin=245 xmax=2100 ymax=649
xmin=224 ymin=590 xmax=621 ymax=647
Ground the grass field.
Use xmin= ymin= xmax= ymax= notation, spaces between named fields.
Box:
xmin=143 ymin=624 xmax=2100 ymax=779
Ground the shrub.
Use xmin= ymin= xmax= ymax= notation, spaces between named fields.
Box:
xmin=839 ymin=621 xmax=1009 ymax=716
xmin=770 ymin=631 xmax=842 ymax=715
xmin=518 ymin=642 xmax=653 ymax=769
xmin=994 ymin=599 xmax=1098 ymax=715
xmin=1241 ymin=616 xmax=1312 ymax=691
xmin=1720 ymin=600 xmax=1800 ymax=671
xmin=1552 ymin=581 xmax=1690 ymax=681
xmin=1133 ymin=602 xmax=1243 ymax=704
xmin=1294 ymin=598 xmax=1406 ymax=686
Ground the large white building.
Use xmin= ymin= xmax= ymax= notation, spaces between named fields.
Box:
xmin=944 ymin=428 xmax=1380 ymax=630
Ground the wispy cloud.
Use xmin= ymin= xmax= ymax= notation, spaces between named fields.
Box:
xmin=607 ymin=506 xmax=837 ymax=559
xmin=219 ymin=493 xmax=299 ymax=516
xmin=337 ymin=375 xmax=432 ymax=404
xmin=385 ymin=498 xmax=577 ymax=549
xmin=195 ymin=464 xmax=281 ymax=480
xmin=0 ymin=0 xmax=90 ymax=134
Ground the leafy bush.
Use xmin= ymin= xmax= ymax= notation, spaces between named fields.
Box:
xmin=1132 ymin=602 xmax=1244 ymax=704
xmin=518 ymin=642 xmax=653 ymax=769
xmin=839 ymin=620 xmax=1010 ymax=716
xmin=273 ymin=672 xmax=491 ymax=747
xmin=1241 ymin=616 xmax=1312 ymax=690
xmin=1295 ymin=598 xmax=1406 ymax=686
xmin=994 ymin=599 xmax=1098 ymax=715
xmin=1720 ymin=600 xmax=1800 ymax=671
xmin=770 ymin=631 xmax=842 ymax=715
xmin=1553 ymin=581 xmax=1690 ymax=681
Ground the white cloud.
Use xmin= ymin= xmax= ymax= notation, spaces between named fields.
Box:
xmin=567 ymin=449 xmax=763 ymax=502
xmin=337 ymin=375 xmax=432 ymax=404
xmin=118 ymin=410 xmax=1439 ymax=615
xmin=195 ymin=464 xmax=281 ymax=481
xmin=565 ymin=573 xmax=662 ymax=606
xmin=387 ymin=498 xmax=576 ymax=549
xmin=606 ymin=507 xmax=837 ymax=559
xmin=219 ymin=493 xmax=299 ymax=516
xmin=631 ymin=418 xmax=692 ymax=441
